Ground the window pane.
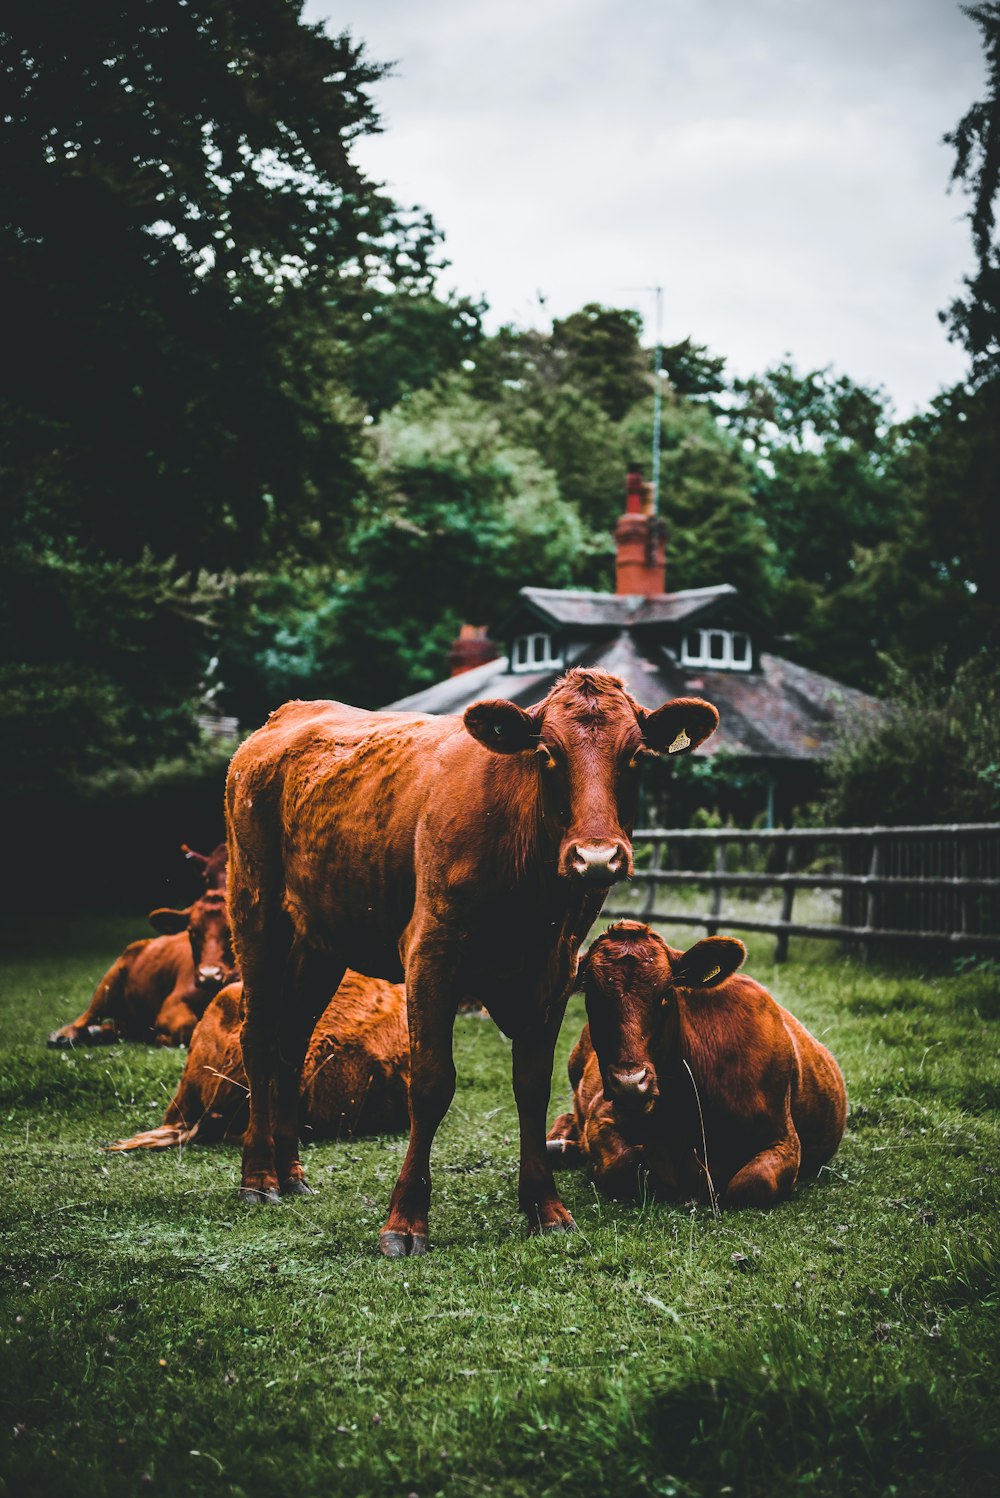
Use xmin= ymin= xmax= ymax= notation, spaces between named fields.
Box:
xmin=732 ymin=633 xmax=750 ymax=665
xmin=708 ymin=631 xmax=726 ymax=661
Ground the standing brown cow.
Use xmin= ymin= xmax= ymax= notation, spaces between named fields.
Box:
xmin=547 ymin=921 xmax=846 ymax=1206
xmin=107 ymin=971 xmax=409 ymax=1152
xmin=226 ymin=668 xmax=718 ymax=1255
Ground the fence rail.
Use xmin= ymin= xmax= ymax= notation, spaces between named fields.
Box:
xmin=604 ymin=823 xmax=1000 ymax=962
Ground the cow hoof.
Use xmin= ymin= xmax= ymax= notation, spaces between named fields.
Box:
xmin=379 ymin=1231 xmax=429 ymax=1258
xmin=47 ymin=1031 xmax=73 ymax=1048
xmin=85 ymin=1025 xmax=118 ymax=1045
xmin=282 ymin=1180 xmax=314 ymax=1197
xmin=531 ymin=1214 xmax=578 ymax=1237
xmin=238 ymin=1186 xmax=281 ymax=1206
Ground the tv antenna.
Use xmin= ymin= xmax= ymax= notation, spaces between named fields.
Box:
xmin=621 ymin=284 xmax=663 ymax=514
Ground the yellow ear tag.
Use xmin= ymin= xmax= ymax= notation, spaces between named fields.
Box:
xmin=668 ymin=727 xmax=691 ymax=754
xmin=703 ymin=965 xmax=722 ymax=982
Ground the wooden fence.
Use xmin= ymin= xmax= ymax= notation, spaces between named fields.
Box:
xmin=604 ymin=823 xmax=1000 ymax=962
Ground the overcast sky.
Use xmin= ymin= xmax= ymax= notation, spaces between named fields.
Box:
xmin=306 ymin=0 xmax=984 ymax=416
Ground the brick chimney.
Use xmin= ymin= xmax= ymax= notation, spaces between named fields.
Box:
xmin=615 ymin=465 xmax=667 ymax=595
xmin=448 ymin=624 xmax=498 ymax=677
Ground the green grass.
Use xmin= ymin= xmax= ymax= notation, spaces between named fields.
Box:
xmin=1 ymin=916 xmax=998 ymax=1497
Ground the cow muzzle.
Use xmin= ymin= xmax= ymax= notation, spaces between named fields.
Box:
xmin=196 ymin=964 xmax=226 ymax=990
xmin=563 ymin=840 xmax=631 ymax=885
xmin=605 ymin=1065 xmax=658 ymax=1114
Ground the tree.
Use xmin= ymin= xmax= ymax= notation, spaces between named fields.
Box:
xmin=0 ymin=547 xmax=222 ymax=792
xmin=724 ymin=363 xmax=906 ymax=686
xmin=1 ymin=0 xmax=447 ymax=570
xmin=821 ymin=652 xmax=1000 ymax=825
xmin=0 ymin=2 xmax=477 ymax=790
xmin=216 ymin=384 xmax=589 ymax=716
xmin=941 ymin=2 xmax=1000 ymax=383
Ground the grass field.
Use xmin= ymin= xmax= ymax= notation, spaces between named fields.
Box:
xmin=1 ymin=915 xmax=998 ymax=1497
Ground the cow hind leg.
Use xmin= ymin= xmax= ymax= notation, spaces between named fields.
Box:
xmin=237 ymin=905 xmax=295 ymax=1205
xmin=546 ymin=1112 xmax=583 ymax=1169
xmin=271 ymin=948 xmax=345 ymax=1196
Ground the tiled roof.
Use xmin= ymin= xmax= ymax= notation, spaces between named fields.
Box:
xmin=385 ymin=630 xmax=883 ymax=762
xmin=514 ymin=584 xmax=738 ymax=629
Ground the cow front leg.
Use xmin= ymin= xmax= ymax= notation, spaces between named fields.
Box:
xmin=47 ymin=954 xmax=129 ymax=1046
xmin=721 ymin=1083 xmax=801 ymax=1208
xmin=721 ymin=1131 xmax=801 ymax=1209
xmin=583 ymin=1106 xmax=645 ymax=1201
xmin=512 ymin=1030 xmax=576 ymax=1235
xmin=152 ymin=988 xmax=202 ymax=1047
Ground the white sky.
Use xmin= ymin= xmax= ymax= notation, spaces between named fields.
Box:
xmin=306 ymin=0 xmax=984 ymax=416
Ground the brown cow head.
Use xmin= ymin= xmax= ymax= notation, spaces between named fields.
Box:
xmin=181 ymin=841 xmax=229 ymax=892
xmin=148 ymin=890 xmax=238 ymax=992
xmin=578 ymin=921 xmax=746 ymax=1115
xmin=464 ymin=668 xmax=718 ymax=886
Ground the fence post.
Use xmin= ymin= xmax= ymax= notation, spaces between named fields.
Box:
xmin=774 ymin=843 xmax=797 ymax=964
xmin=863 ymin=837 xmax=883 ymax=964
xmin=706 ymin=841 xmax=726 ymax=937
xmin=959 ymin=835 xmax=972 ymax=937
xmin=640 ymin=839 xmax=662 ymax=921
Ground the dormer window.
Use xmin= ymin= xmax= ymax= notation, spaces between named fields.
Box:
xmin=511 ymin=632 xmax=562 ymax=673
xmin=681 ymin=628 xmax=752 ymax=672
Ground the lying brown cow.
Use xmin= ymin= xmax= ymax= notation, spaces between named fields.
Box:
xmin=107 ymin=971 xmax=409 ymax=1151
xmin=547 ymin=921 xmax=846 ymax=1207
xmin=226 ymin=667 xmax=718 ymax=1254
xmin=47 ymin=847 xmax=237 ymax=1048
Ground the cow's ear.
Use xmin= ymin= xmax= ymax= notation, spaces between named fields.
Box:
xmin=672 ymin=936 xmax=746 ymax=989
xmin=148 ymin=906 xmax=191 ymax=935
xmin=181 ymin=844 xmax=208 ymax=869
xmin=638 ymin=697 xmax=719 ymax=756
xmin=464 ymin=699 xmax=539 ymax=754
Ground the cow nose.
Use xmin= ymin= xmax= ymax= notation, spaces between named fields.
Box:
xmin=607 ymin=1066 xmax=656 ymax=1109
xmin=568 ymin=842 xmax=627 ymax=884
xmin=197 ymin=965 xmax=224 ymax=988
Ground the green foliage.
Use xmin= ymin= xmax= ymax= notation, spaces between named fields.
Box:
xmin=659 ymin=335 xmax=728 ymax=405
xmin=331 ymin=387 xmax=586 ymax=706
xmin=215 ymin=386 xmax=591 ymax=715
xmin=1 ymin=926 xmax=998 ymax=1495
xmin=1 ymin=0 xmax=429 ymax=570
xmin=0 ymin=547 xmax=224 ymax=792
xmin=941 ymin=3 xmax=1000 ymax=383
xmin=725 ymin=363 xmax=905 ymax=685
xmin=332 ymin=288 xmax=486 ymax=420
xmin=0 ymin=1 xmax=490 ymax=778
xmin=821 ymin=652 xmax=1000 ymax=826
xmin=548 ymin=303 xmax=650 ymax=420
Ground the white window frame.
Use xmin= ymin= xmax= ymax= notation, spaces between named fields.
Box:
xmin=510 ymin=632 xmax=563 ymax=673
xmin=680 ymin=627 xmax=752 ymax=672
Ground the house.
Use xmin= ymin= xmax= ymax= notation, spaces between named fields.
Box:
xmin=386 ymin=468 xmax=882 ymax=824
